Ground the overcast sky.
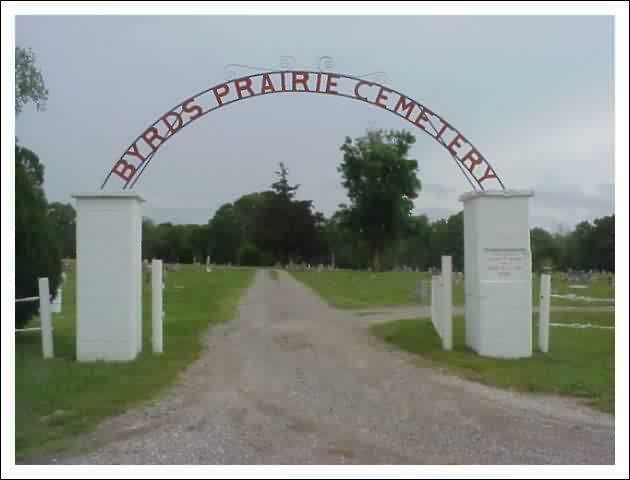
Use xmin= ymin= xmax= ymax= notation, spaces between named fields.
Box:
xmin=15 ymin=15 xmax=614 ymax=231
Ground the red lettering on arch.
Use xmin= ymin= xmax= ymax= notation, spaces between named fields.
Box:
xmin=104 ymin=72 xmax=505 ymax=192
xmin=436 ymin=122 xmax=450 ymax=141
xmin=461 ymin=149 xmax=484 ymax=174
xmin=394 ymin=96 xmax=416 ymax=119
xmin=161 ymin=111 xmax=183 ymax=135
xmin=124 ymin=142 xmax=145 ymax=163
xmin=182 ymin=98 xmax=202 ymax=121
xmin=212 ymin=83 xmax=230 ymax=105
xmin=375 ymin=86 xmax=392 ymax=108
xmin=234 ymin=77 xmax=255 ymax=99
xmin=315 ymin=72 xmax=323 ymax=92
xmin=413 ymin=107 xmax=431 ymax=130
xmin=354 ymin=80 xmax=372 ymax=101
xmin=325 ymin=74 xmax=340 ymax=94
xmin=143 ymin=127 xmax=165 ymax=151
xmin=478 ymin=165 xmax=498 ymax=183
xmin=291 ymin=72 xmax=310 ymax=91
xmin=112 ymin=159 xmax=137 ymax=182
xmin=447 ymin=133 xmax=465 ymax=157
xmin=261 ymin=73 xmax=276 ymax=94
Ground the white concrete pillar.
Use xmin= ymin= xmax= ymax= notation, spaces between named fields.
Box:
xmin=539 ymin=273 xmax=551 ymax=353
xmin=441 ymin=256 xmax=453 ymax=350
xmin=73 ymin=193 xmax=144 ymax=361
xmin=460 ymin=190 xmax=534 ymax=358
xmin=38 ymin=277 xmax=53 ymax=359
xmin=152 ymin=259 xmax=163 ymax=353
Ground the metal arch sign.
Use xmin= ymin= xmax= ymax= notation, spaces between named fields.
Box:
xmin=101 ymin=71 xmax=505 ymax=191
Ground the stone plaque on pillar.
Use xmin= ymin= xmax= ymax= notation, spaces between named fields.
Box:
xmin=73 ymin=192 xmax=144 ymax=361
xmin=460 ymin=190 xmax=534 ymax=358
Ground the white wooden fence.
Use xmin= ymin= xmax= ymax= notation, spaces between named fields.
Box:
xmin=430 ymin=256 xmax=453 ymax=350
xmin=15 ymin=277 xmax=54 ymax=358
xmin=152 ymin=259 xmax=164 ymax=353
xmin=538 ymin=273 xmax=551 ymax=353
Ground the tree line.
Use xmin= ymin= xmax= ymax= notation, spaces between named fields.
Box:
xmin=139 ymin=205 xmax=614 ymax=274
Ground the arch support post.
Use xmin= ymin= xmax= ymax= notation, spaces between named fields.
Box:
xmin=460 ymin=190 xmax=534 ymax=358
xmin=73 ymin=192 xmax=144 ymax=361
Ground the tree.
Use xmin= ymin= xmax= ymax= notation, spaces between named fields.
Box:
xmin=567 ymin=221 xmax=595 ymax=270
xmin=233 ymin=191 xmax=274 ymax=249
xmin=444 ymin=212 xmax=464 ymax=272
xmin=325 ymin=205 xmax=368 ymax=269
xmin=207 ymin=204 xmax=241 ymax=264
xmin=530 ymin=227 xmax=559 ymax=271
xmin=48 ymin=202 xmax=76 ymax=258
xmin=255 ymin=163 xmax=300 ymax=264
xmin=15 ymin=47 xmax=48 ymax=115
xmin=15 ymin=48 xmax=61 ymax=328
xmin=591 ymin=215 xmax=614 ymax=272
xmin=396 ymin=214 xmax=432 ymax=270
xmin=15 ymin=146 xmax=62 ymax=328
xmin=338 ymin=129 xmax=421 ymax=270
xmin=253 ymin=163 xmax=326 ymax=265
xmin=142 ymin=217 xmax=158 ymax=260
xmin=271 ymin=162 xmax=299 ymax=201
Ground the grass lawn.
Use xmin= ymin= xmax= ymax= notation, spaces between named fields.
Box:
xmin=370 ymin=310 xmax=614 ymax=413
xmin=291 ymin=270 xmax=440 ymax=308
xmin=535 ymin=273 xmax=615 ymax=307
xmin=292 ymin=270 xmax=614 ymax=309
xmin=15 ymin=263 xmax=254 ymax=461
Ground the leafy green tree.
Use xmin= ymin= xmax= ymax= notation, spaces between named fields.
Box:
xmin=233 ymin=192 xmax=272 ymax=246
xmin=207 ymin=204 xmax=241 ymax=264
xmin=142 ymin=217 xmax=158 ymax=260
xmin=591 ymin=215 xmax=614 ymax=272
xmin=15 ymin=146 xmax=62 ymax=328
xmin=15 ymin=47 xmax=48 ymax=115
xmin=530 ymin=227 xmax=559 ymax=271
xmin=189 ymin=223 xmax=210 ymax=262
xmin=397 ymin=214 xmax=432 ymax=270
xmin=338 ymin=129 xmax=421 ymax=271
xmin=253 ymin=163 xmax=325 ymax=265
xmin=271 ymin=162 xmax=299 ymax=201
xmin=428 ymin=218 xmax=449 ymax=269
xmin=15 ymin=47 xmax=61 ymax=328
xmin=237 ymin=243 xmax=270 ymax=266
xmin=444 ymin=212 xmax=464 ymax=272
xmin=567 ymin=221 xmax=595 ymax=270
xmin=325 ymin=205 xmax=367 ymax=269
xmin=48 ymin=202 xmax=76 ymax=258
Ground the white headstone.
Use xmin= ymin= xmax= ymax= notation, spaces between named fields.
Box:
xmin=51 ymin=287 xmax=62 ymax=313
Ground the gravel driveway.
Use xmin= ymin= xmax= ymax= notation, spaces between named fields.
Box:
xmin=49 ymin=270 xmax=613 ymax=464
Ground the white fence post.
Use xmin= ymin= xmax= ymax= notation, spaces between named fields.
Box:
xmin=539 ymin=273 xmax=551 ymax=353
xmin=152 ymin=259 xmax=164 ymax=353
xmin=441 ymin=256 xmax=453 ymax=350
xmin=431 ymin=275 xmax=440 ymax=337
xmin=38 ymin=277 xmax=54 ymax=359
